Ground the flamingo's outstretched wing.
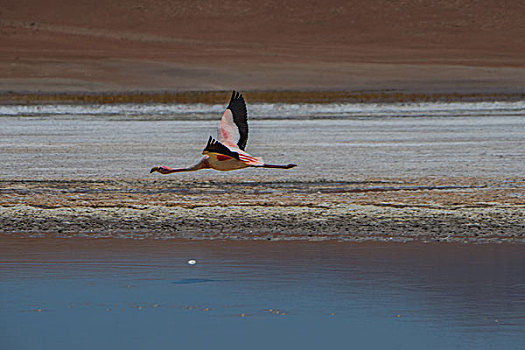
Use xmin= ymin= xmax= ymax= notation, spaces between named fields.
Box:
xmin=202 ymin=136 xmax=240 ymax=160
xmin=203 ymin=136 xmax=264 ymax=166
xmin=218 ymin=91 xmax=248 ymax=150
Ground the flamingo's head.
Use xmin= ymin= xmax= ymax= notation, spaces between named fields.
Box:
xmin=150 ymin=166 xmax=172 ymax=174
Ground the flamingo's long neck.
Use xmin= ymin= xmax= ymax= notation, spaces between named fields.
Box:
xmin=162 ymin=158 xmax=210 ymax=173
xmin=161 ymin=166 xmax=198 ymax=173
xmin=163 ymin=166 xmax=193 ymax=173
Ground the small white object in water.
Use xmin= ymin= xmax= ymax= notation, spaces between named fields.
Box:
xmin=187 ymin=259 xmax=197 ymax=265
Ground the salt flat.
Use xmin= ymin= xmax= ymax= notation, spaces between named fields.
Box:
xmin=1 ymin=101 xmax=523 ymax=242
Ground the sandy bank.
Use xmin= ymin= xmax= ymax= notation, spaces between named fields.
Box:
xmin=1 ymin=178 xmax=523 ymax=243
xmin=1 ymin=0 xmax=524 ymax=94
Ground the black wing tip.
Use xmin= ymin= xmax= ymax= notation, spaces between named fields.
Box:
xmin=205 ymin=135 xmax=219 ymax=150
xmin=226 ymin=90 xmax=249 ymax=151
xmin=228 ymin=90 xmax=244 ymax=106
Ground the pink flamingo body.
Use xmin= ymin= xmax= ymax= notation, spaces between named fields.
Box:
xmin=151 ymin=91 xmax=296 ymax=175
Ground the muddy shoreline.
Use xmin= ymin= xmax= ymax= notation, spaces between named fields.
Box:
xmin=1 ymin=103 xmax=523 ymax=243
xmin=2 ymin=90 xmax=525 ymax=105
xmin=1 ymin=178 xmax=523 ymax=243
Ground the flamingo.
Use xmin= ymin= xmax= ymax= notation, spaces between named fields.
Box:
xmin=151 ymin=91 xmax=296 ymax=174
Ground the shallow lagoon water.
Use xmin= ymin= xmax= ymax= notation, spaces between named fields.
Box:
xmin=1 ymin=238 xmax=525 ymax=350
xmin=0 ymin=101 xmax=524 ymax=180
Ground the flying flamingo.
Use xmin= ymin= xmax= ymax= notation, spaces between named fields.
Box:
xmin=151 ymin=91 xmax=296 ymax=174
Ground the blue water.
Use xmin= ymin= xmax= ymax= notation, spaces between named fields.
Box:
xmin=1 ymin=238 xmax=524 ymax=349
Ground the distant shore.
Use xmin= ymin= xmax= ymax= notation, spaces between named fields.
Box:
xmin=3 ymin=0 xmax=525 ymax=101
xmin=2 ymin=90 xmax=525 ymax=105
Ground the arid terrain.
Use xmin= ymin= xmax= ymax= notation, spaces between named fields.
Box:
xmin=1 ymin=108 xmax=523 ymax=243
xmin=1 ymin=0 xmax=525 ymax=95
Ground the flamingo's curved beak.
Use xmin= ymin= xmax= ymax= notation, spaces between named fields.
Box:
xmin=150 ymin=167 xmax=159 ymax=173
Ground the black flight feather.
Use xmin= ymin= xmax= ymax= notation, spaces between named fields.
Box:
xmin=227 ymin=91 xmax=249 ymax=150
xmin=202 ymin=136 xmax=240 ymax=160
